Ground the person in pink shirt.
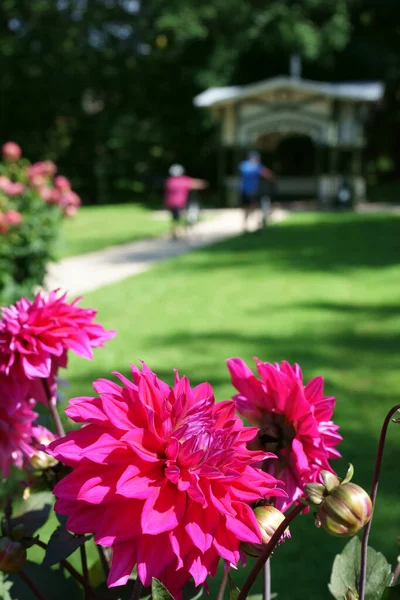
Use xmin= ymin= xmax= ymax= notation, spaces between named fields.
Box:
xmin=164 ymin=164 xmax=207 ymax=239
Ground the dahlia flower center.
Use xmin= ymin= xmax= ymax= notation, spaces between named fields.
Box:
xmin=257 ymin=413 xmax=296 ymax=454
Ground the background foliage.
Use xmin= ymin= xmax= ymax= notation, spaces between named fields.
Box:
xmin=1 ymin=0 xmax=399 ymax=205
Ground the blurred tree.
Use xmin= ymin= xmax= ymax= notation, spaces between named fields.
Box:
xmin=0 ymin=0 xmax=398 ymax=204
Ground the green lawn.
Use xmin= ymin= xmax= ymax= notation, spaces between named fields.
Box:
xmin=36 ymin=212 xmax=400 ymax=598
xmin=56 ymin=203 xmax=169 ymax=258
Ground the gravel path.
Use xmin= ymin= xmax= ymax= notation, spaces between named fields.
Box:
xmin=45 ymin=208 xmax=288 ymax=296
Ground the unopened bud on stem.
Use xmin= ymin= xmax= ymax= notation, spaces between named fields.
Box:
xmin=241 ymin=505 xmax=290 ymax=557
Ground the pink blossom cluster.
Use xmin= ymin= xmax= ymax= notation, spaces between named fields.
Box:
xmin=2 ymin=142 xmax=22 ymax=161
xmin=0 ymin=290 xmax=116 ymax=477
xmin=0 ymin=175 xmax=26 ymax=197
xmin=1 ymin=141 xmax=81 ymax=218
xmin=0 ymin=209 xmax=23 ymax=234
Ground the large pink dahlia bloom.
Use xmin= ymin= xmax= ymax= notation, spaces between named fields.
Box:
xmin=0 ymin=375 xmax=38 ymax=477
xmin=227 ymin=358 xmax=342 ymax=511
xmin=47 ymin=363 xmax=285 ymax=597
xmin=0 ymin=291 xmax=116 ymax=382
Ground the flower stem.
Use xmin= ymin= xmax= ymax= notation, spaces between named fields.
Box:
xmin=131 ymin=578 xmax=143 ymax=600
xmin=97 ymin=544 xmax=110 ymax=578
xmin=263 ymin=559 xmax=271 ymax=600
xmin=19 ymin=570 xmax=47 ymax=600
xmin=216 ymin=568 xmax=229 ymax=600
xmin=42 ymin=378 xmax=65 ymax=437
xmin=237 ymin=503 xmax=304 ymax=600
xmin=80 ymin=544 xmax=89 ymax=600
xmin=358 ymin=403 xmax=400 ymax=600
xmin=34 ymin=539 xmax=96 ymax=598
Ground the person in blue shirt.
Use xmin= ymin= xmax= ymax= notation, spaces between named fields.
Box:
xmin=239 ymin=151 xmax=275 ymax=231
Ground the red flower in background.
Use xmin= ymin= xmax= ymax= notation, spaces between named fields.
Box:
xmin=46 ymin=363 xmax=285 ymax=598
xmin=227 ymin=358 xmax=342 ymax=511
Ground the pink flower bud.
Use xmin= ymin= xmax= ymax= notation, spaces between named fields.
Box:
xmin=2 ymin=142 xmax=22 ymax=161
xmin=241 ymin=505 xmax=290 ymax=557
xmin=317 ymin=482 xmax=372 ymax=537
xmin=0 ymin=537 xmax=27 ymax=573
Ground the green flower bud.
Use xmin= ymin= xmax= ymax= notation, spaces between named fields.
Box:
xmin=30 ymin=450 xmax=58 ymax=471
xmin=344 ymin=588 xmax=359 ymax=600
xmin=304 ymin=483 xmax=326 ymax=505
xmin=0 ymin=537 xmax=27 ymax=573
xmin=241 ymin=505 xmax=290 ymax=557
xmin=321 ymin=470 xmax=340 ymax=492
xmin=317 ymin=482 xmax=372 ymax=537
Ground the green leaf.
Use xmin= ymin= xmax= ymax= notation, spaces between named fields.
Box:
xmin=152 ymin=578 xmax=175 ymax=600
xmin=228 ymin=573 xmax=240 ymax=600
xmin=42 ymin=525 xmax=91 ymax=568
xmin=2 ymin=560 xmax=81 ymax=600
xmin=10 ymin=491 xmax=54 ymax=537
xmin=328 ymin=537 xmax=393 ymax=600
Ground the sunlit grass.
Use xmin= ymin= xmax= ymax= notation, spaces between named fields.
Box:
xmin=27 ymin=211 xmax=400 ymax=598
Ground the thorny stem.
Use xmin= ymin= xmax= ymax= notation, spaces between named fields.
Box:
xmin=237 ymin=502 xmax=305 ymax=600
xmin=131 ymin=578 xmax=143 ymax=600
xmin=19 ymin=570 xmax=47 ymax=600
xmin=34 ymin=539 xmax=96 ymax=598
xmin=216 ymin=567 xmax=229 ymax=600
xmin=42 ymin=378 xmax=65 ymax=437
xmin=358 ymin=403 xmax=400 ymax=600
xmin=80 ymin=544 xmax=90 ymax=600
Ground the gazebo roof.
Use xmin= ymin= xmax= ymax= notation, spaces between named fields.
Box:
xmin=194 ymin=76 xmax=384 ymax=108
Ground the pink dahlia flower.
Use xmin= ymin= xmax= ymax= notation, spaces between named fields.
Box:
xmin=0 ymin=290 xmax=116 ymax=382
xmin=2 ymin=142 xmax=22 ymax=161
xmin=47 ymin=363 xmax=285 ymax=597
xmin=0 ymin=375 xmax=37 ymax=477
xmin=227 ymin=358 xmax=342 ymax=511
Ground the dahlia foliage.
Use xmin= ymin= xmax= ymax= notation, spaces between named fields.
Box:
xmin=0 ymin=291 xmax=388 ymax=600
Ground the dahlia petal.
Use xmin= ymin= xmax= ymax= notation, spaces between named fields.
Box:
xmin=305 ymin=376 xmax=324 ymax=404
xmin=141 ymin=483 xmax=186 ymax=535
xmin=225 ymin=502 xmax=261 ymax=543
xmin=213 ymin=526 xmax=241 ymax=564
xmin=227 ymin=358 xmax=266 ymax=408
xmin=65 ymin=396 xmax=109 ymax=424
xmin=116 ymin=463 xmax=164 ymax=499
xmin=122 ymin=429 xmax=164 ymax=462
xmin=21 ymin=354 xmax=51 ymax=378
xmin=108 ymin=542 xmax=137 ymax=587
xmin=93 ymin=378 xmax=123 ymax=396
xmin=187 ymin=553 xmax=208 ymax=586
xmin=185 ymin=500 xmax=219 ymax=552
xmin=137 ymin=533 xmax=174 ymax=587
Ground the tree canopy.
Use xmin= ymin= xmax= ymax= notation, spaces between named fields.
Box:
xmin=1 ymin=0 xmax=399 ymax=203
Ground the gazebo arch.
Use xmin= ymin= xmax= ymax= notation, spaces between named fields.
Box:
xmin=194 ymin=75 xmax=384 ymax=204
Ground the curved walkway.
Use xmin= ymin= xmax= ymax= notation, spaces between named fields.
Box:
xmin=45 ymin=208 xmax=288 ymax=296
